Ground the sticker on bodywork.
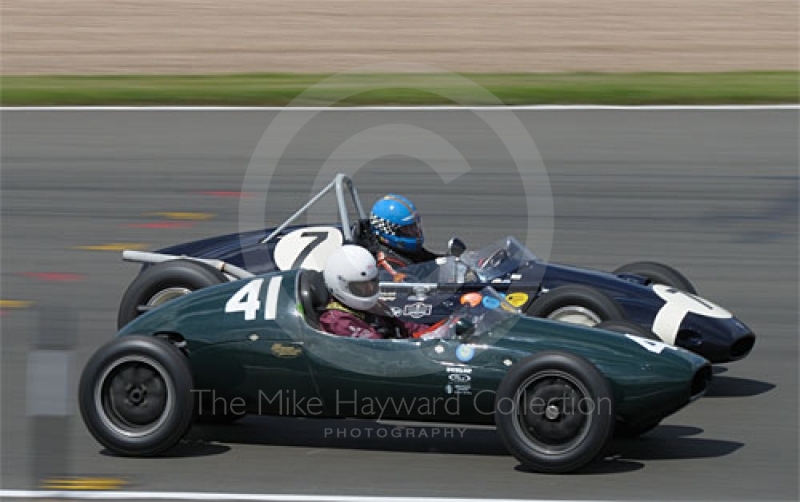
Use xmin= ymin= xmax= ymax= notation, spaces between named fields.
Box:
xmin=446 ymin=366 xmax=473 ymax=394
xmin=460 ymin=292 xmax=482 ymax=307
xmin=273 ymin=226 xmax=343 ymax=271
xmin=482 ymin=296 xmax=501 ymax=309
xmin=505 ymin=292 xmax=529 ymax=308
xmin=403 ymin=302 xmax=432 ymax=318
xmin=651 ymin=284 xmax=732 ymax=344
xmin=456 ymin=344 xmax=476 ymax=362
xmin=271 ymin=343 xmax=302 ymax=358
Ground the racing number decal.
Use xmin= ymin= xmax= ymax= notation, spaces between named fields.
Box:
xmin=225 ymin=278 xmax=263 ymax=320
xmin=290 ymin=231 xmax=328 ymax=270
xmin=225 ymin=276 xmax=283 ymax=321
xmin=625 ymin=334 xmax=676 ymax=355
xmin=651 ymin=284 xmax=732 ymax=345
xmin=273 ymin=226 xmax=343 ymax=272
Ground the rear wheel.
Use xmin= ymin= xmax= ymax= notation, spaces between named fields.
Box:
xmin=495 ymin=352 xmax=615 ymax=473
xmin=78 ymin=336 xmax=195 ymax=456
xmin=613 ymin=261 xmax=697 ymax=294
xmin=526 ymin=285 xmax=624 ymax=327
xmin=118 ymin=260 xmax=228 ymax=328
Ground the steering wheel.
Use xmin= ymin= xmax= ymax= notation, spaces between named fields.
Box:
xmin=413 ymin=315 xmax=476 ymax=340
xmin=480 ymin=249 xmax=509 ymax=270
xmin=413 ymin=318 xmax=448 ymax=339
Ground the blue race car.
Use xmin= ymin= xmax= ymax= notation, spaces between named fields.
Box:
xmin=118 ymin=174 xmax=755 ymax=363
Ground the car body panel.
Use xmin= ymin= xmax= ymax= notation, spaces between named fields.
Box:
xmin=157 ymin=225 xmax=345 ymax=275
xmin=150 ymin=228 xmax=754 ymax=362
xmin=118 ymin=269 xmax=710 ymax=427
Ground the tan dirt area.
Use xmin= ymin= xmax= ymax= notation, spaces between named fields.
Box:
xmin=1 ymin=0 xmax=797 ymax=75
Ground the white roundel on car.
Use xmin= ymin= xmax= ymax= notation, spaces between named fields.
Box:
xmin=273 ymin=226 xmax=343 ymax=271
xmin=651 ymin=284 xmax=732 ymax=345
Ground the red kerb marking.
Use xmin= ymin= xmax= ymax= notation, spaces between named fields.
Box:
xmin=20 ymin=272 xmax=85 ymax=282
xmin=127 ymin=222 xmax=194 ymax=229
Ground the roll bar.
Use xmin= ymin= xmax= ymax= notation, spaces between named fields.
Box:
xmin=260 ymin=173 xmax=367 ymax=244
xmin=121 ymin=173 xmax=368 ymax=269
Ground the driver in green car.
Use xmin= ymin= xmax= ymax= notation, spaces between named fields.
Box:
xmin=319 ymin=245 xmax=443 ymax=339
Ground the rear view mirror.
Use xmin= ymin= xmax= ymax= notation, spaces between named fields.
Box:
xmin=454 ymin=317 xmax=475 ymax=337
xmin=447 ymin=237 xmax=466 ymax=257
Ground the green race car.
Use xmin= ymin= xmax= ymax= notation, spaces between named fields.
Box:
xmin=79 ymin=269 xmax=711 ymax=473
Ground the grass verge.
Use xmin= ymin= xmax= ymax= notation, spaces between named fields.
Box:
xmin=1 ymin=72 xmax=797 ymax=106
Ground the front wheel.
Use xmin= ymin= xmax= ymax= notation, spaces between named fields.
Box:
xmin=526 ymin=285 xmax=625 ymax=327
xmin=117 ymin=260 xmax=228 ymax=328
xmin=79 ymin=336 xmax=195 ymax=456
xmin=614 ymin=261 xmax=697 ymax=295
xmin=494 ymin=352 xmax=615 ymax=473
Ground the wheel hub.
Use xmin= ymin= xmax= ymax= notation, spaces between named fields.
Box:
xmin=547 ymin=306 xmax=602 ymax=326
xmin=127 ymin=385 xmax=147 ymax=406
xmin=517 ymin=373 xmax=591 ymax=452
xmin=104 ymin=360 xmax=168 ymax=429
xmin=545 ymin=404 xmax=560 ymax=421
xmin=140 ymin=287 xmax=193 ymax=312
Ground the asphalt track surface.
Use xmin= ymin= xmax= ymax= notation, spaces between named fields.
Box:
xmin=1 ymin=109 xmax=798 ymax=500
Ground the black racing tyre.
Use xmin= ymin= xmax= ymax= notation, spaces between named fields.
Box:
xmin=594 ymin=320 xmax=661 ymax=341
xmin=79 ymin=335 xmax=195 ymax=456
xmin=118 ymin=260 xmax=228 ymax=328
xmin=613 ymin=261 xmax=697 ymax=295
xmin=495 ymin=351 xmax=616 ymax=473
xmin=526 ymin=285 xmax=625 ymax=327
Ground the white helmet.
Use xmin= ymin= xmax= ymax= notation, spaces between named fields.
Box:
xmin=323 ymin=245 xmax=380 ymax=311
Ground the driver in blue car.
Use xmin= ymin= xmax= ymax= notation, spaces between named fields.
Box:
xmin=369 ymin=194 xmax=441 ymax=277
xmin=319 ymin=245 xmax=442 ymax=339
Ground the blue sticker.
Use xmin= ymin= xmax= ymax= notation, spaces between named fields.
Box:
xmin=456 ymin=344 xmax=475 ymax=362
xmin=482 ymin=296 xmax=501 ymax=309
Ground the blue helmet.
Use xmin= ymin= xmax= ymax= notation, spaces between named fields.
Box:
xmin=369 ymin=194 xmax=424 ymax=252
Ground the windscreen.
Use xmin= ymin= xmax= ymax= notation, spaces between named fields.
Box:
xmin=421 ymin=287 xmax=521 ymax=340
xmin=460 ymin=236 xmax=538 ymax=281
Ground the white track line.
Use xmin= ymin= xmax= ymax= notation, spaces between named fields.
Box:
xmin=0 ymin=491 xmax=601 ymax=502
xmin=0 ymin=105 xmax=797 ymax=111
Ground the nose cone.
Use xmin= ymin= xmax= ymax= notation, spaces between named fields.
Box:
xmin=676 ymin=313 xmax=756 ymax=363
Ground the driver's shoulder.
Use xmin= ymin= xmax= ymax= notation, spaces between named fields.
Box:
xmin=322 ymin=300 xmax=366 ymax=320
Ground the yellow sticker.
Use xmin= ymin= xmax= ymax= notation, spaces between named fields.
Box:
xmin=271 ymin=343 xmax=302 ymax=358
xmin=73 ymin=243 xmax=148 ymax=251
xmin=505 ymin=292 xmax=529 ymax=308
